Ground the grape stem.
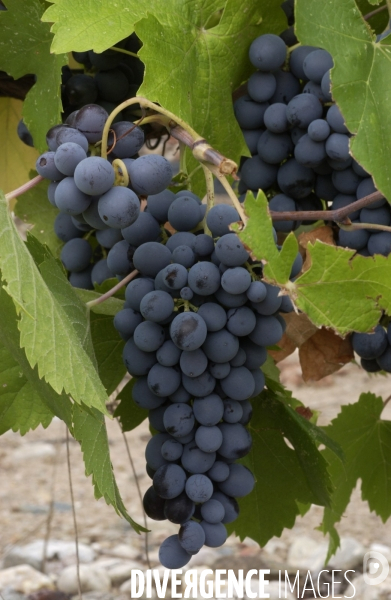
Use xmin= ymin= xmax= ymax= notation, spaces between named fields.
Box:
xmin=269 ymin=190 xmax=384 ymax=223
xmin=386 ymin=0 xmax=391 ymax=20
xmin=109 ymin=46 xmax=139 ymax=59
xmin=5 ymin=174 xmax=44 ymax=201
xmin=364 ymin=4 xmax=388 ymax=20
xmin=86 ymin=269 xmax=139 ymax=308
xmin=201 ymin=164 xmax=214 ymax=236
xmin=206 ymin=164 xmax=248 ymax=225
xmin=100 ymin=97 xmax=237 ymax=176
xmin=338 ymin=221 xmax=391 ymax=234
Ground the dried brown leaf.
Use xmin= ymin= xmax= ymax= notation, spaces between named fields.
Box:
xmin=299 ymin=328 xmax=354 ymax=382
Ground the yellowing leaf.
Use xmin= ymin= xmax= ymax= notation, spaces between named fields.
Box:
xmin=0 ymin=98 xmax=38 ymax=194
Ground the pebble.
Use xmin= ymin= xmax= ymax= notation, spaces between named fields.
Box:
xmin=286 ymin=535 xmax=328 ymax=571
xmin=108 ymin=545 xmax=141 ymax=561
xmin=57 ymin=565 xmax=111 ymax=594
xmin=10 ymin=444 xmax=56 ymax=462
xmin=0 ymin=565 xmax=54 ymax=594
xmin=328 ymin=536 xmax=366 ymax=570
xmin=94 ymin=558 xmax=145 ymax=586
xmin=4 ymin=540 xmax=95 ymax=571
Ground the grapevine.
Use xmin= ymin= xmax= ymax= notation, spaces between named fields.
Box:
xmin=1 ymin=0 xmax=391 ymax=577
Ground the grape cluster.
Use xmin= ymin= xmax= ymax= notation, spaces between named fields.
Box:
xmin=352 ymin=325 xmax=391 ymax=374
xmin=18 ymin=35 xmax=144 ymax=148
xmin=36 ymin=100 xmax=301 ymax=568
xmin=235 ymin=32 xmax=389 ymax=251
xmin=116 ymin=203 xmax=297 ymax=569
xmin=237 ymin=26 xmax=391 ymax=375
xmin=35 ymin=103 xmax=172 ymax=289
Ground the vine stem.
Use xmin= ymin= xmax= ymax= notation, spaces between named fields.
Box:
xmin=338 ymin=221 xmax=391 ymax=234
xmin=201 ymin=164 xmax=214 ymax=236
xmin=386 ymin=0 xmax=391 ymax=20
xmin=66 ymin=427 xmax=82 ymax=600
xmin=86 ymin=269 xmax=139 ymax=308
xmin=269 ymin=190 xmax=384 ymax=222
xmin=5 ymin=174 xmax=44 ymax=201
xmin=100 ymin=97 xmax=201 ymax=160
xmin=100 ymin=97 xmax=237 ymax=176
xmin=364 ymin=4 xmax=388 ymax=20
xmin=109 ymin=46 xmax=139 ymax=59
xmin=207 ymin=164 xmax=248 ymax=225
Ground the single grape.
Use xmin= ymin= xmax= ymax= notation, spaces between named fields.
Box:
xmin=60 ymin=238 xmax=92 ymax=273
xmin=129 ymin=155 xmax=173 ymax=195
xmin=159 ymin=535 xmax=191 ymax=569
xmin=249 ymin=34 xmax=287 ymax=71
xmin=132 ymin=242 xmax=172 ymax=277
xmin=74 ymin=104 xmax=109 ymax=143
xmin=98 ymin=187 xmax=140 ymax=229
xmin=113 ymin=308 xmax=143 ymax=341
xmin=107 ymin=240 xmax=134 ymax=276
xmin=74 ymin=157 xmax=115 ymax=196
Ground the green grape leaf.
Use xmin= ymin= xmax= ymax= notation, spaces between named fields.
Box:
xmin=0 ymin=285 xmax=71 ymax=430
xmin=90 ymin=312 xmax=126 ymax=396
xmin=114 ymin=378 xmax=149 ymax=432
xmin=76 ymin=290 xmax=124 ymax=316
xmin=0 ymin=285 xmax=142 ymax=531
xmin=0 ymin=0 xmax=67 ymax=152
xmin=233 ymin=191 xmax=298 ymax=283
xmin=0 ymin=193 xmax=109 ymax=414
xmin=320 ymin=393 xmax=391 ymax=559
xmin=135 ymin=0 xmax=286 ymax=194
xmin=72 ymin=402 xmax=147 ymax=532
xmin=227 ymin=394 xmax=321 ymax=546
xmin=0 ymin=339 xmax=54 ymax=436
xmin=296 ymin=0 xmax=391 ymax=202
xmin=42 ymin=0 xmax=146 ymax=53
xmin=291 ymin=241 xmax=391 ymax=334
xmin=0 ymin=99 xmax=39 ymax=195
xmin=14 ymin=176 xmax=62 ymax=258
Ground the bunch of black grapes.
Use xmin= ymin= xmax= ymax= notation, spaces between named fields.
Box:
xmin=18 ymin=35 xmax=144 ymax=148
xmin=35 ymin=99 xmax=305 ymax=568
xmin=235 ymin=11 xmax=391 ymax=375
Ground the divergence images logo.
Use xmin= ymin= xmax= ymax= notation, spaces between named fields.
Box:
xmin=363 ymin=551 xmax=389 ymax=586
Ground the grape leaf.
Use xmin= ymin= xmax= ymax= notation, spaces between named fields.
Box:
xmin=14 ymin=176 xmax=62 ymax=258
xmin=0 ymin=99 xmax=39 ymax=195
xmin=233 ymin=191 xmax=298 ymax=283
xmin=42 ymin=0 xmax=147 ymax=53
xmin=0 ymin=0 xmax=67 ymax=152
xmin=0 ymin=193 xmax=109 ymax=414
xmin=72 ymin=402 xmax=146 ymax=533
xmin=291 ymin=242 xmax=391 ymax=334
xmin=320 ymin=393 xmax=391 ymax=559
xmin=114 ymin=378 xmax=148 ymax=432
xmin=227 ymin=394 xmax=320 ymax=545
xmin=135 ymin=0 xmax=286 ymax=190
xmin=90 ymin=312 xmax=126 ymax=396
xmin=0 ymin=339 xmax=54 ymax=435
xmin=0 ymin=284 xmax=71 ymax=429
xmin=228 ymin=390 xmax=343 ymax=546
xmin=0 ymin=284 xmax=143 ymax=530
xmin=296 ymin=0 xmax=391 ymax=202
